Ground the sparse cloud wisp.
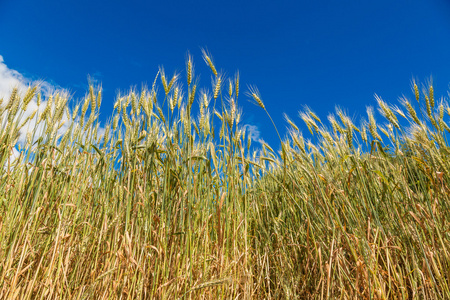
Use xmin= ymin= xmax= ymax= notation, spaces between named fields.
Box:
xmin=243 ymin=124 xmax=263 ymax=144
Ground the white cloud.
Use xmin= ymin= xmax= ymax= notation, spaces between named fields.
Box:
xmin=0 ymin=55 xmax=58 ymax=99
xmin=0 ymin=55 xmax=28 ymax=100
xmin=0 ymin=56 xmax=70 ymax=142
xmin=243 ymin=124 xmax=263 ymax=144
xmin=0 ymin=56 xmax=107 ymax=172
xmin=0 ymin=55 xmax=74 ymax=167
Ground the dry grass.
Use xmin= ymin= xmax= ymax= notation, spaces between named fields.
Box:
xmin=1 ymin=54 xmax=450 ymax=299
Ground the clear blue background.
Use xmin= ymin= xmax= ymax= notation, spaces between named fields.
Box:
xmin=1 ymin=0 xmax=450 ymax=146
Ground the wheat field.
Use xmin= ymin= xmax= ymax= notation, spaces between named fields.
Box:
xmin=1 ymin=53 xmax=449 ymax=299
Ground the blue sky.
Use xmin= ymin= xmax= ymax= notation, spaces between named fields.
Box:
xmin=1 ymin=0 xmax=450 ymax=147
